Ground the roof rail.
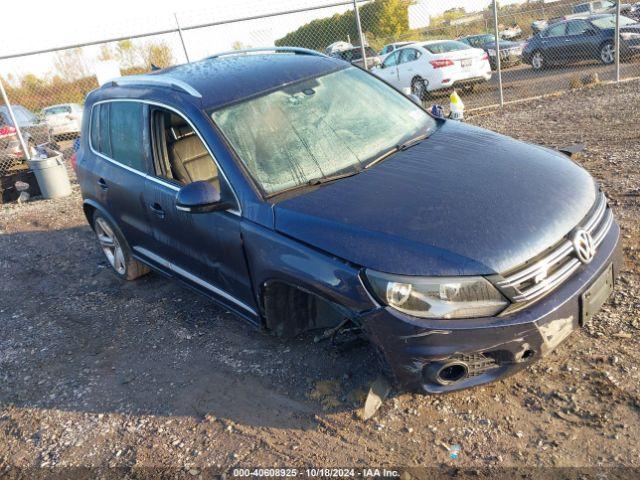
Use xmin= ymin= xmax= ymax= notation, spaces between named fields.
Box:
xmin=208 ymin=47 xmax=326 ymax=60
xmin=103 ymin=74 xmax=202 ymax=98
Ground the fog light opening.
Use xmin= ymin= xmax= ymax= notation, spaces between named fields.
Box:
xmin=521 ymin=349 xmax=535 ymax=361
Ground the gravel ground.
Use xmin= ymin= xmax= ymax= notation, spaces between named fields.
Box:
xmin=0 ymin=79 xmax=639 ymax=478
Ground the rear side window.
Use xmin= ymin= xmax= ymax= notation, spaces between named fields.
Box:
xmin=90 ymin=102 xmax=146 ymax=172
xmin=109 ymin=102 xmax=145 ymax=171
xmin=423 ymin=41 xmax=471 ymax=54
xmin=90 ymin=107 xmax=100 ymax=150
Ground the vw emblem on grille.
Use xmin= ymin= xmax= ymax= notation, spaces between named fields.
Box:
xmin=572 ymin=229 xmax=596 ymax=264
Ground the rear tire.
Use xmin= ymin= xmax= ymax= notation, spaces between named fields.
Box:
xmin=92 ymin=211 xmax=150 ymax=281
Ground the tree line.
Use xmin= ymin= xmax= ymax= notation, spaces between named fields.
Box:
xmin=275 ymin=0 xmax=411 ymax=51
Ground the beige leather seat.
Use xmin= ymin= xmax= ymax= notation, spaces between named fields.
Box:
xmin=168 ymin=125 xmax=219 ymax=188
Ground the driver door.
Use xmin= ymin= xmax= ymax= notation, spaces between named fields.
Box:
xmin=378 ymin=50 xmax=400 ymax=87
xmin=141 ymin=105 xmax=257 ymax=318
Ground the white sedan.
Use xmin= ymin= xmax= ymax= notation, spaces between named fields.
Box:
xmin=42 ymin=103 xmax=83 ymax=139
xmin=372 ymin=40 xmax=492 ymax=99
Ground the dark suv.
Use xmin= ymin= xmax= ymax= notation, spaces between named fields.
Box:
xmin=77 ymin=47 xmax=621 ymax=393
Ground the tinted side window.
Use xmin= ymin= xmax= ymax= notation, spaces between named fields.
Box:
xmin=545 ymin=23 xmax=567 ymax=37
xmin=90 ymin=105 xmax=100 ymax=150
xmin=99 ymin=104 xmax=112 ymax=158
xmin=567 ymin=20 xmax=590 ymax=35
xmin=109 ymin=102 xmax=145 ymax=171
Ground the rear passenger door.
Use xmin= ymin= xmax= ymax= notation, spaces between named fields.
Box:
xmin=88 ymin=101 xmax=154 ymax=251
xmin=378 ymin=51 xmax=400 ymax=86
xmin=141 ymin=105 xmax=257 ymax=318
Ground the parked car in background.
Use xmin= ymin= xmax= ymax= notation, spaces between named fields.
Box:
xmin=0 ymin=105 xmax=52 ymax=162
xmin=373 ymin=40 xmax=491 ymax=99
xmin=459 ymin=33 xmax=523 ymax=69
xmin=523 ymin=14 xmax=640 ymax=69
xmin=324 ymin=41 xmax=353 ymax=56
xmin=531 ymin=19 xmax=549 ymax=34
xmin=568 ymin=0 xmax=631 ymax=18
xmin=629 ymin=2 xmax=640 ymax=20
xmin=500 ymin=24 xmax=523 ymax=39
xmin=379 ymin=41 xmax=414 ymax=59
xmin=42 ymin=103 xmax=83 ymax=139
xmin=330 ymin=46 xmax=381 ymax=69
xmin=77 ymin=47 xmax=621 ymax=393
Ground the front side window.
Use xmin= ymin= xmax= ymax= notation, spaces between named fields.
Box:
xmin=545 ymin=22 xmax=567 ymax=37
xmin=211 ymin=67 xmax=436 ymax=196
xmin=383 ymin=51 xmax=400 ymax=68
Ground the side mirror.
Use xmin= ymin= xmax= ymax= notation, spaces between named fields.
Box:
xmin=175 ymin=180 xmax=232 ymax=214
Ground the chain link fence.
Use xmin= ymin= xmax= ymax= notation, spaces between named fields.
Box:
xmin=1 ymin=0 xmax=640 ymax=178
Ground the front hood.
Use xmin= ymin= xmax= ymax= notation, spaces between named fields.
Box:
xmin=274 ymin=121 xmax=596 ymax=276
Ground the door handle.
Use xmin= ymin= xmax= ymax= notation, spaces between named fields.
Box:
xmin=97 ymin=178 xmax=108 ymax=190
xmin=149 ymin=202 xmax=165 ymax=219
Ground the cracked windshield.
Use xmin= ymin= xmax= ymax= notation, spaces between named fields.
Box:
xmin=212 ymin=66 xmax=436 ymax=195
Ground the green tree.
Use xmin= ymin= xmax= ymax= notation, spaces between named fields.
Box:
xmin=275 ymin=0 xmax=412 ymax=51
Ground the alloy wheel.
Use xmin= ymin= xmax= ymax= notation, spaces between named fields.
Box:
xmin=601 ymin=43 xmax=615 ymax=64
xmin=532 ymin=52 xmax=543 ymax=69
xmin=411 ymin=77 xmax=427 ymax=100
xmin=95 ymin=217 xmax=126 ymax=275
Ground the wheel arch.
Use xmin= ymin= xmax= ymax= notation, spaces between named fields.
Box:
xmin=241 ymin=222 xmax=376 ymax=337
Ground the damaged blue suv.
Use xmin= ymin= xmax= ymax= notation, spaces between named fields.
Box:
xmin=77 ymin=47 xmax=621 ymax=393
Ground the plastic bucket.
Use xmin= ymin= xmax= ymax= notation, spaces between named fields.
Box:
xmin=27 ymin=150 xmax=71 ymax=199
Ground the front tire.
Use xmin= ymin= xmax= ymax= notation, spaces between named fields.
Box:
xmin=600 ymin=41 xmax=615 ymax=65
xmin=92 ymin=211 xmax=149 ymax=280
xmin=531 ymin=50 xmax=545 ymax=70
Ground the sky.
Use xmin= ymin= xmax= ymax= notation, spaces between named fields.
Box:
xmin=0 ymin=0 xmax=530 ymax=80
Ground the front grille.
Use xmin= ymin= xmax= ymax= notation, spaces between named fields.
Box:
xmin=496 ymin=191 xmax=613 ymax=306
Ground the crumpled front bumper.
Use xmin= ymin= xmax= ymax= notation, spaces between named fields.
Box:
xmin=359 ymin=220 xmax=622 ymax=393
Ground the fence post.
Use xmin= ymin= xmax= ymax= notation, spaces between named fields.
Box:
xmin=614 ymin=1 xmax=621 ymax=83
xmin=353 ymin=0 xmax=367 ymax=70
xmin=174 ymin=13 xmax=191 ymax=63
xmin=492 ymin=0 xmax=504 ymax=107
xmin=0 ymin=77 xmax=30 ymax=161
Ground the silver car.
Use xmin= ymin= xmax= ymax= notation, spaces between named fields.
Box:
xmin=42 ymin=103 xmax=83 ymax=139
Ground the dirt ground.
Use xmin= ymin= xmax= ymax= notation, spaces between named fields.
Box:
xmin=0 ymin=79 xmax=639 ymax=478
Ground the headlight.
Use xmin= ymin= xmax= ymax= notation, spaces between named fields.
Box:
xmin=487 ymin=49 xmax=496 ymax=56
xmin=365 ymin=270 xmax=509 ymax=319
xmin=621 ymin=32 xmax=640 ymax=40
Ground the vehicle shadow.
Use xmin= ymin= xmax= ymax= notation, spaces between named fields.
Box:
xmin=0 ymin=225 xmax=380 ymax=430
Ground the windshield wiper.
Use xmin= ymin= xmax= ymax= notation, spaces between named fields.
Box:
xmin=398 ymin=133 xmax=430 ymax=151
xmin=365 ymin=133 xmax=430 ymax=170
xmin=266 ymin=169 xmax=361 ymax=198
xmin=305 ymin=169 xmax=361 ymax=186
